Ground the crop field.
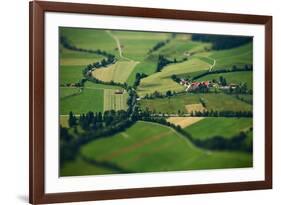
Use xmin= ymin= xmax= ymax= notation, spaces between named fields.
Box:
xmin=197 ymin=71 xmax=253 ymax=89
xmin=184 ymin=117 xmax=253 ymax=139
xmin=167 ymin=117 xmax=204 ymax=128
xmin=103 ymin=89 xmax=128 ymax=111
xmin=92 ymin=61 xmax=138 ymax=83
xmin=59 ymin=121 xmax=252 ymax=176
xmin=139 ymin=93 xmax=252 ymax=114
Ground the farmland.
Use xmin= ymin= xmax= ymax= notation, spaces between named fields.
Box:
xmin=137 ymin=57 xmax=211 ymax=96
xmin=60 ymin=88 xmax=104 ymax=114
xmin=60 ymin=121 xmax=252 ymax=176
xmin=92 ymin=61 xmax=139 ymax=83
xmin=59 ymin=27 xmax=254 ymax=177
xmin=103 ymin=89 xmax=128 ymax=111
xmin=139 ymin=93 xmax=252 ymax=114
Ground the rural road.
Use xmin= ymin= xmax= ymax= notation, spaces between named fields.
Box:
xmin=106 ymin=30 xmax=133 ymax=61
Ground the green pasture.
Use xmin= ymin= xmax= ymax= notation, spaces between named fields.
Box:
xmin=60 ymin=27 xmax=118 ymax=55
xmin=209 ymin=43 xmax=253 ymax=70
xmin=60 ymin=121 xmax=252 ymax=176
xmin=60 ymin=47 xmax=103 ymax=66
xmin=60 ymin=88 xmax=104 ymax=114
xmin=126 ymin=55 xmax=159 ymax=86
xmin=184 ymin=117 xmax=253 ymax=139
xmin=60 ymin=65 xmax=85 ymax=84
xmin=60 ymin=83 xmax=128 ymax=115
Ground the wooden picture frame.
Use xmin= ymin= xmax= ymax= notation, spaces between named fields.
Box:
xmin=29 ymin=1 xmax=272 ymax=204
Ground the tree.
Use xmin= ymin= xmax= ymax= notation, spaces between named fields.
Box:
xmin=68 ymin=112 xmax=77 ymax=127
xmin=166 ymin=90 xmax=172 ymax=97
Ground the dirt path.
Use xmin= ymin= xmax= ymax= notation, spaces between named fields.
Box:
xmin=207 ymin=57 xmax=216 ymax=72
xmin=106 ymin=30 xmax=133 ymax=61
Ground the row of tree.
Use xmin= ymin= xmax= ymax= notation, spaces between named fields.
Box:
xmin=133 ymin=72 xmax=147 ymax=88
xmin=156 ymin=55 xmax=188 ymax=72
xmin=148 ymin=33 xmax=176 ymax=54
xmin=191 ymin=34 xmax=252 ymax=50
xmin=192 ymin=64 xmax=253 ymax=81
xmin=190 ymin=110 xmax=253 ymax=117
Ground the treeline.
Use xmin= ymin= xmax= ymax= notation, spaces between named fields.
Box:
xmin=143 ymin=90 xmax=180 ymax=99
xmin=60 ymin=110 xmax=135 ymax=165
xmin=83 ymin=66 xmax=128 ymax=89
xmin=191 ymin=34 xmax=252 ymax=50
xmin=60 ymin=36 xmax=115 ymax=60
xmin=193 ymin=131 xmax=252 ymax=152
xmin=192 ymin=64 xmax=253 ymax=81
xmin=190 ymin=110 xmax=253 ymax=118
xmin=156 ymin=55 xmax=187 ymax=72
xmin=148 ymin=33 xmax=176 ymax=54
xmin=133 ymin=72 xmax=147 ymax=88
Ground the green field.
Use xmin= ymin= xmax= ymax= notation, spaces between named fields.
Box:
xmin=60 ymin=47 xmax=103 ymax=66
xmin=60 ymin=88 xmax=104 ymax=115
xmin=60 ymin=121 xmax=252 ymax=176
xmin=184 ymin=117 xmax=252 ymax=139
xmin=140 ymin=93 xmax=252 ymax=114
xmin=60 ymin=65 xmax=85 ymax=84
xmin=208 ymin=43 xmax=253 ymax=70
xmin=60 ymin=87 xmax=80 ymax=99
xmin=60 ymin=27 xmax=118 ymax=55
xmin=156 ymin=34 xmax=211 ymax=59
xmin=126 ymin=55 xmax=158 ymax=86
xmin=197 ymin=71 xmax=253 ymax=89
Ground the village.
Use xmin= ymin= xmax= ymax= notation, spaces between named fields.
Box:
xmin=179 ymin=78 xmax=239 ymax=93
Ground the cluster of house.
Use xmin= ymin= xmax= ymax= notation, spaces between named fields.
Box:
xmin=180 ymin=79 xmax=210 ymax=92
xmin=179 ymin=79 xmax=238 ymax=92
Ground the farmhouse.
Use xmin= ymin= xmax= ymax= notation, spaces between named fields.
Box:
xmin=187 ymin=81 xmax=210 ymax=92
xmin=180 ymin=79 xmax=189 ymax=86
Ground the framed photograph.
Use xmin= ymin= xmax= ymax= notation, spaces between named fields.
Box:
xmin=29 ymin=1 xmax=272 ymax=204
